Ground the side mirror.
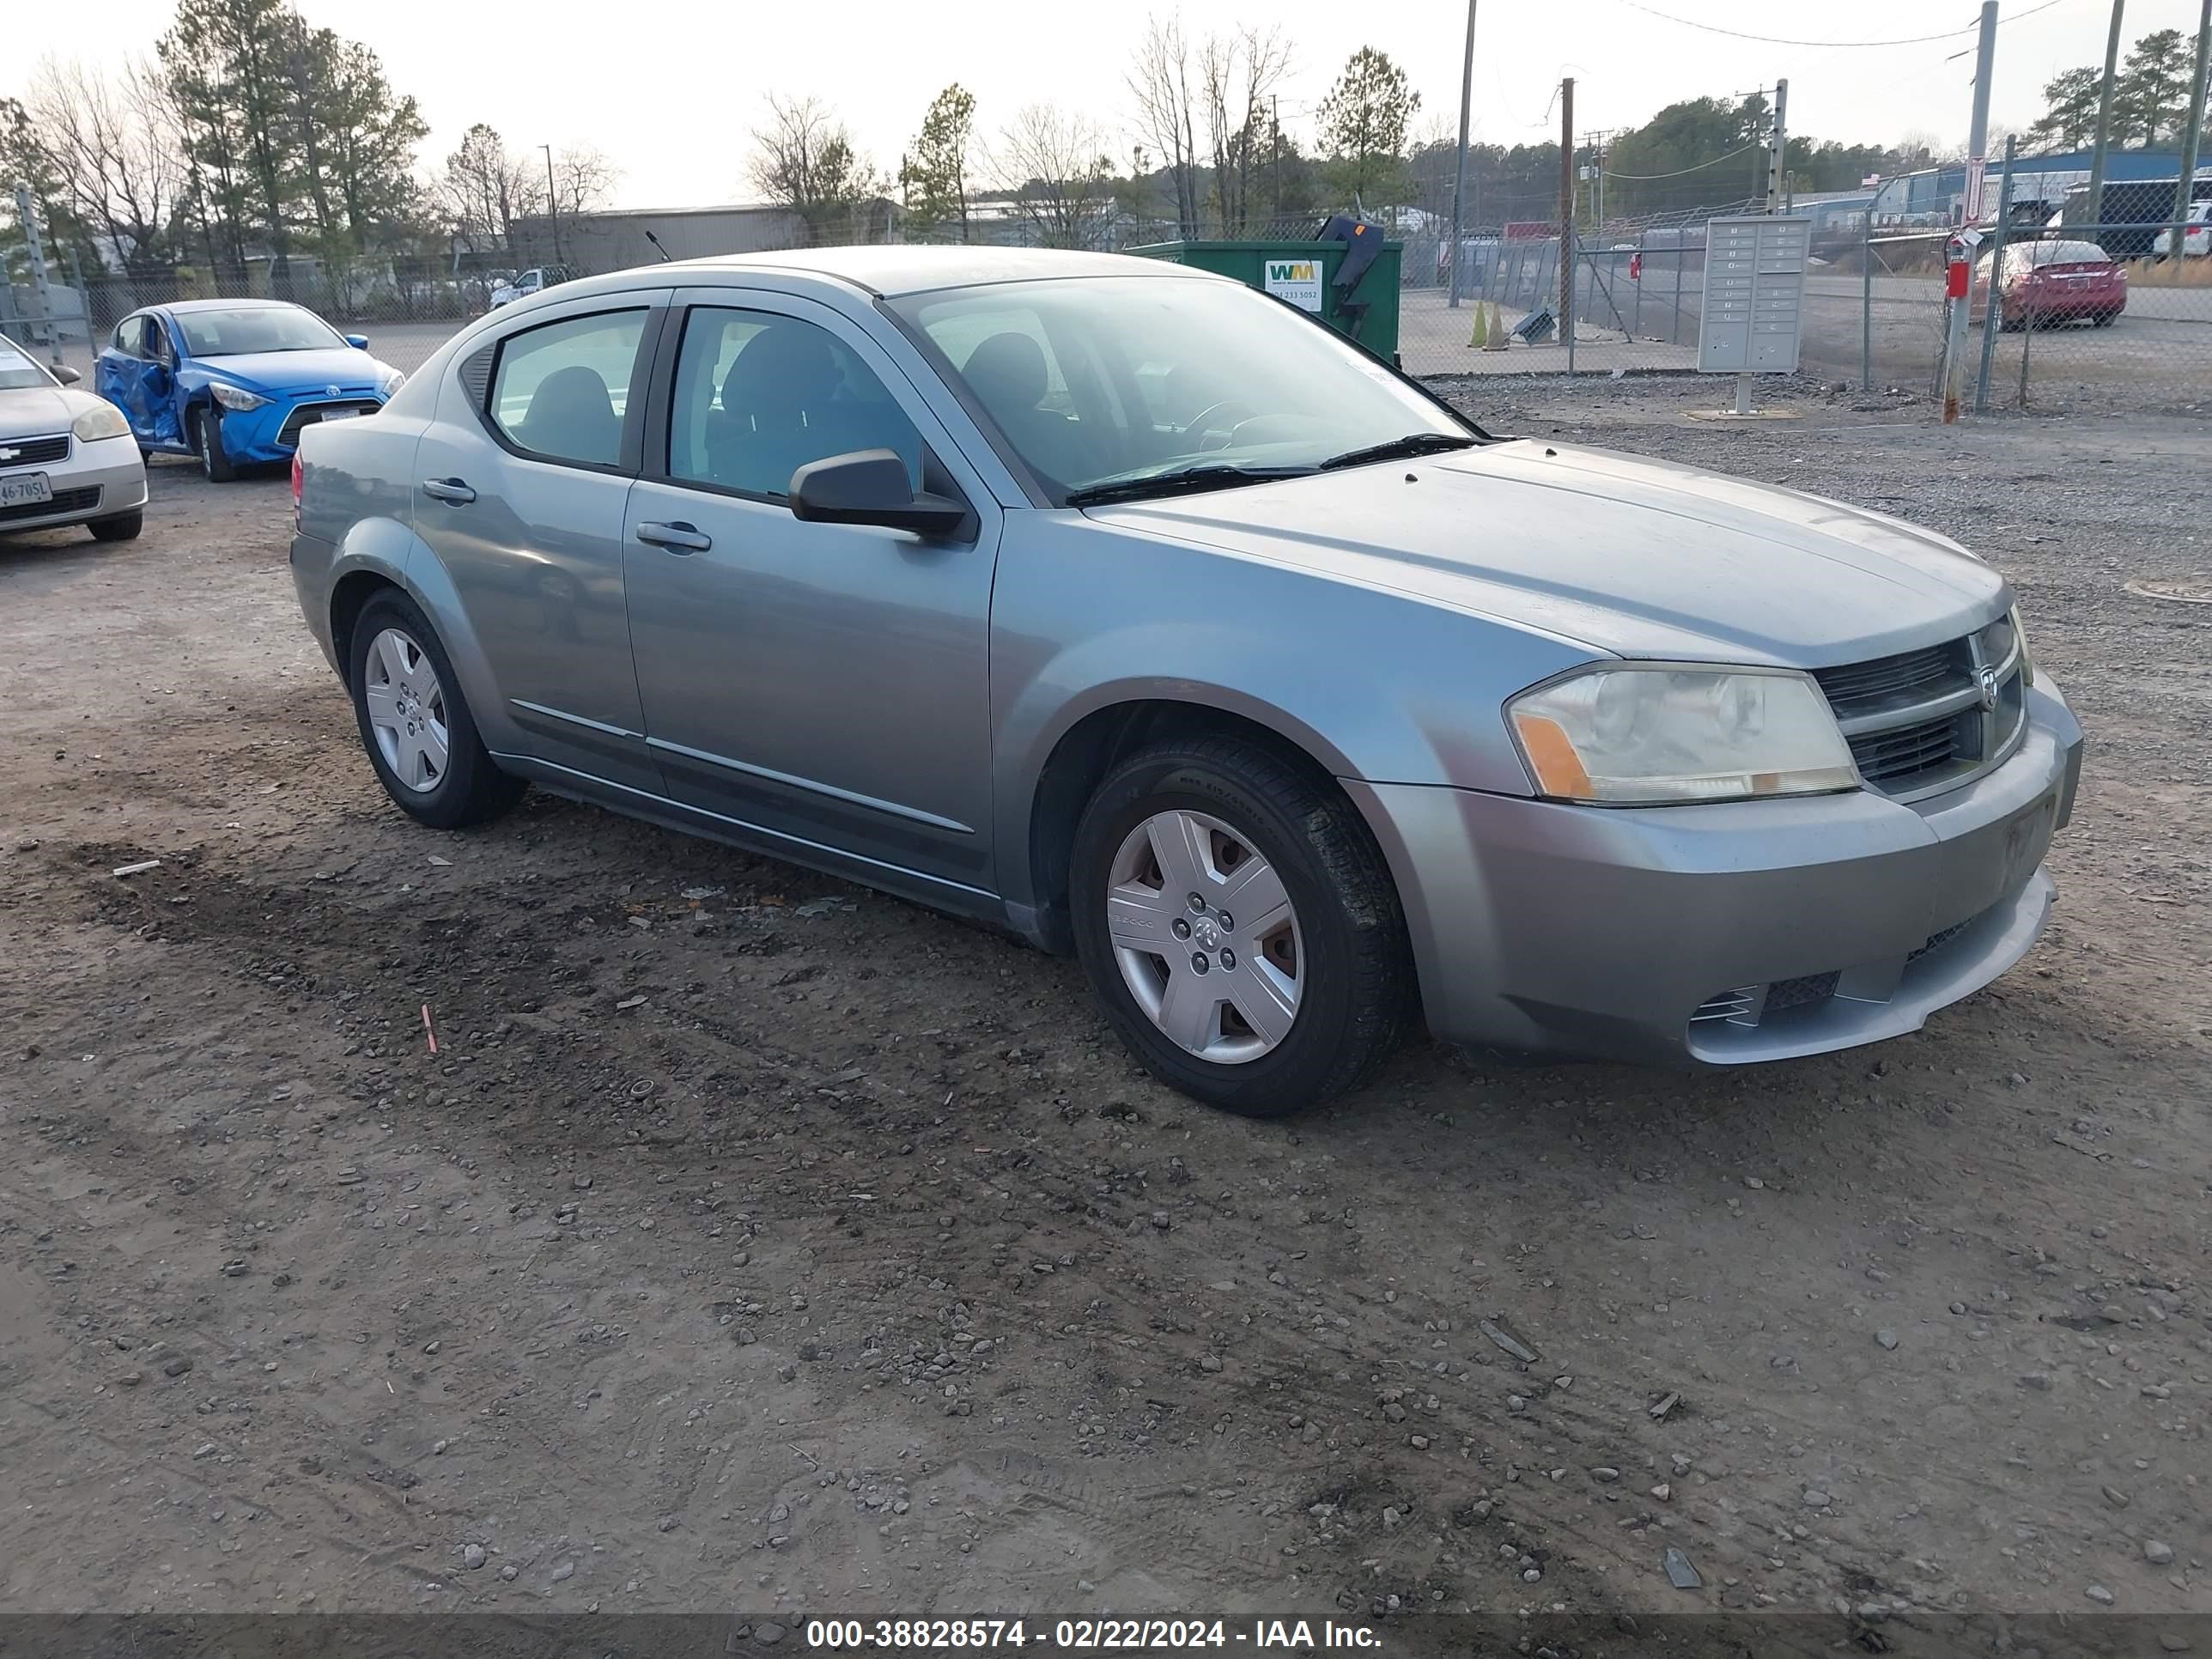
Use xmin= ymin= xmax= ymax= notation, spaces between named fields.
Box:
xmin=789 ymin=449 xmax=971 ymax=539
xmin=53 ymin=364 xmax=82 ymax=385
xmin=344 ymin=333 xmax=370 ymax=349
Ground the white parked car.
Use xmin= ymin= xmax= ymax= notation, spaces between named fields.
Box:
xmin=0 ymin=334 xmax=149 ymax=541
xmin=2151 ymin=203 xmax=2209 ymax=258
xmin=489 ymin=264 xmax=577 ymax=307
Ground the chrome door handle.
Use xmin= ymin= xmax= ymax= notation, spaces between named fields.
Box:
xmin=635 ymin=520 xmax=712 ymax=553
xmin=421 ymin=477 xmax=476 ymax=504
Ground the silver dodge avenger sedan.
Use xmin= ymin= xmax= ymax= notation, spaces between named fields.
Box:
xmin=289 ymin=247 xmax=2083 ymax=1115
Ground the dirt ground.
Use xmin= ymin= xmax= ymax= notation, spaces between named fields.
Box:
xmin=2 ymin=378 xmax=2207 ymax=1645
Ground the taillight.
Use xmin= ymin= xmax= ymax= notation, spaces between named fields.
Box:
xmin=290 ymin=452 xmax=303 ymax=527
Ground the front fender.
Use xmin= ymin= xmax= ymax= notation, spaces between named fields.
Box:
xmin=987 ymin=514 xmax=1600 ymax=915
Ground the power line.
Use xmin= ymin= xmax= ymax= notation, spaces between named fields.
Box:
xmin=1602 ymin=139 xmax=1765 ymax=179
xmin=1605 ymin=0 xmax=2066 ymax=49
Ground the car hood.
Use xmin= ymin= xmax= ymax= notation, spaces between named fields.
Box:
xmin=192 ymin=347 xmax=388 ymax=392
xmin=0 ymin=383 xmax=85 ymax=439
xmin=1089 ymin=439 xmax=2008 ymax=667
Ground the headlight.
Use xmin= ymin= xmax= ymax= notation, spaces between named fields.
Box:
xmin=1509 ymin=665 xmax=1859 ymax=805
xmin=209 ymin=382 xmax=270 ymax=411
xmin=70 ymin=401 xmax=131 ymax=442
xmin=2009 ymin=605 xmax=2033 ymax=686
xmin=379 ymin=368 xmax=406 ymax=398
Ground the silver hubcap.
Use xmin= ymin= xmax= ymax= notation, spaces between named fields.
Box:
xmin=1106 ymin=809 xmax=1303 ymax=1064
xmin=362 ymin=628 xmax=450 ymax=793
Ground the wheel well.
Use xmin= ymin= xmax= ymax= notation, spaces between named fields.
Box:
xmin=329 ymin=571 xmax=401 ymax=691
xmin=1025 ymin=701 xmax=1346 ymax=956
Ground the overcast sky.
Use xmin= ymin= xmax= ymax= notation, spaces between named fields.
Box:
xmin=13 ymin=0 xmax=2209 ymax=207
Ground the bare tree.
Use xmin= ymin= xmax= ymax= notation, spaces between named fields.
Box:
xmin=991 ymin=103 xmax=1114 ymax=249
xmin=548 ymin=147 xmax=617 ymax=221
xmin=1127 ymin=15 xmax=1202 ymax=236
xmin=436 ymin=122 xmax=535 ymax=256
xmin=745 ymin=94 xmax=884 ymax=241
xmin=27 ymin=57 xmax=185 ymax=278
xmin=1200 ymin=25 xmax=1291 ymax=236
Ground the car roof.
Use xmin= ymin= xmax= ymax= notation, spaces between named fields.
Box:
xmin=649 ymin=244 xmax=1214 ymax=298
xmin=164 ymin=297 xmax=307 ymax=315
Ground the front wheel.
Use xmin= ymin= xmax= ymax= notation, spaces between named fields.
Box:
xmin=1068 ymin=737 xmax=1413 ymax=1116
xmin=192 ymin=407 xmax=237 ymax=483
xmin=349 ymin=589 xmax=525 ymax=830
xmin=88 ymin=510 xmax=143 ymax=542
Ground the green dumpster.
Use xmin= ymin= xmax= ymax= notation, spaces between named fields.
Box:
xmin=1125 ymin=238 xmax=1403 ymax=361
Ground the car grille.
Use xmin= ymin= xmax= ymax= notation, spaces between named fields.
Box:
xmin=1813 ymin=623 xmax=2026 ymax=800
xmin=1689 ymin=919 xmax=1981 ymax=1034
xmin=0 ymin=433 xmax=71 ymax=467
xmin=0 ymin=486 xmax=98 ymax=523
xmin=276 ymin=400 xmax=381 ymax=447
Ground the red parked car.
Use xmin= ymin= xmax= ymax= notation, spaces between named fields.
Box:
xmin=1972 ymin=239 xmax=2126 ymax=330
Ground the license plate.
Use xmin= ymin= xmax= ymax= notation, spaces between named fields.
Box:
xmin=0 ymin=471 xmax=53 ymax=507
xmin=319 ymin=409 xmax=361 ymax=421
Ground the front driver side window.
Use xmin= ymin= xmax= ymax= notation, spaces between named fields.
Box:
xmin=668 ymin=307 xmax=922 ymax=501
xmin=488 ymin=308 xmax=647 ymax=468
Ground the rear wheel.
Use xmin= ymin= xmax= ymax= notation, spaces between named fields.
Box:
xmin=348 ymin=589 xmax=525 ymax=830
xmin=1068 ymin=736 xmax=1413 ymax=1116
xmin=192 ymin=406 xmax=237 ymax=483
xmin=88 ymin=510 xmax=143 ymax=542
xmin=2093 ymin=309 xmax=2118 ymax=327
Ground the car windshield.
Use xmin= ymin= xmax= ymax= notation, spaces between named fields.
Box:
xmin=0 ymin=337 xmax=55 ymax=391
xmin=888 ymin=276 xmax=1474 ymax=505
xmin=175 ymin=307 xmax=345 ymax=356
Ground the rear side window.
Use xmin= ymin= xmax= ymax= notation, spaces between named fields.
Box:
xmin=489 ymin=309 xmax=647 ymax=468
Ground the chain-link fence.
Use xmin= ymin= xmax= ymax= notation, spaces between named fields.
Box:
xmin=13 ymin=198 xmax=2210 ymax=414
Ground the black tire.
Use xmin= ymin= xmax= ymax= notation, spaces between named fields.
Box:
xmin=1067 ymin=735 xmax=1413 ymax=1117
xmin=192 ymin=406 xmax=237 ymax=483
xmin=348 ymin=588 xmax=525 ymax=830
xmin=2093 ymin=309 xmax=2118 ymax=327
xmin=88 ymin=510 xmax=143 ymax=542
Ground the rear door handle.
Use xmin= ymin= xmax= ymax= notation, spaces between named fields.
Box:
xmin=421 ymin=477 xmax=476 ymax=504
xmin=635 ymin=520 xmax=712 ymax=553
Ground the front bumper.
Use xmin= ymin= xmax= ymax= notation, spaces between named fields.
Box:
xmin=215 ymin=392 xmax=386 ymax=465
xmin=1348 ymin=678 xmax=2084 ymax=1065
xmin=0 ymin=434 xmax=149 ymax=532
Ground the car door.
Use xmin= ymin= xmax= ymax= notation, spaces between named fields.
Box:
xmin=409 ymin=292 xmax=668 ymax=791
xmin=620 ymin=289 xmax=1002 ymax=898
xmin=96 ymin=315 xmax=181 ymax=446
xmin=140 ymin=314 xmax=185 ymax=447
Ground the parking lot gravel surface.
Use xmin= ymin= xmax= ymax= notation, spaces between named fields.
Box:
xmin=1 ymin=377 xmax=2205 ymax=1640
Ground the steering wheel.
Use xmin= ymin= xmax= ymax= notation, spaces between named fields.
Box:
xmin=1181 ymin=398 xmax=1261 ymax=450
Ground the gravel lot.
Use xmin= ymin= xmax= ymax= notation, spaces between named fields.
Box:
xmin=2 ymin=378 xmax=2207 ymax=1643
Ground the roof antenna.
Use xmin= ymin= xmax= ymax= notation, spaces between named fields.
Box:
xmin=643 ymin=228 xmax=673 ymax=263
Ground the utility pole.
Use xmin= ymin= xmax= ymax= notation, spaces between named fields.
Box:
xmin=1449 ymin=0 xmax=1479 ymax=307
xmin=1272 ymin=95 xmax=1282 ymax=221
xmin=2086 ymin=0 xmax=2125 ymax=228
xmin=1764 ymin=80 xmax=1790 ymax=213
xmin=542 ymin=143 xmax=562 ymax=266
xmin=1942 ymin=1 xmax=1999 ymax=423
xmin=1559 ymin=76 xmax=1575 ymax=345
xmin=2169 ymin=0 xmax=2211 ymax=265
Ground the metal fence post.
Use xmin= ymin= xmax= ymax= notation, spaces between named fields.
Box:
xmin=1565 ymin=228 xmax=1577 ymax=373
xmin=1974 ymin=137 xmax=2017 ymax=414
xmin=1861 ymin=212 xmax=1874 ymax=392
xmin=1673 ymin=238 xmax=1685 ymax=343
xmin=12 ymin=181 xmax=63 ymax=365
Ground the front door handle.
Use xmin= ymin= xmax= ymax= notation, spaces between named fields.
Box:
xmin=421 ymin=477 xmax=477 ymax=504
xmin=635 ymin=520 xmax=712 ymax=553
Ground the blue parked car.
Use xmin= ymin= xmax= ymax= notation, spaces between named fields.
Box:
xmin=95 ymin=298 xmax=404 ymax=482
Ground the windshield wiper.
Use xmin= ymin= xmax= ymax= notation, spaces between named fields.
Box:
xmin=1064 ymin=464 xmax=1316 ymax=507
xmin=1318 ymin=432 xmax=1479 ymax=471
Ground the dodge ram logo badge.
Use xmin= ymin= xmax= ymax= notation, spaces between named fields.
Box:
xmin=1976 ymin=664 xmax=2001 ymax=712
